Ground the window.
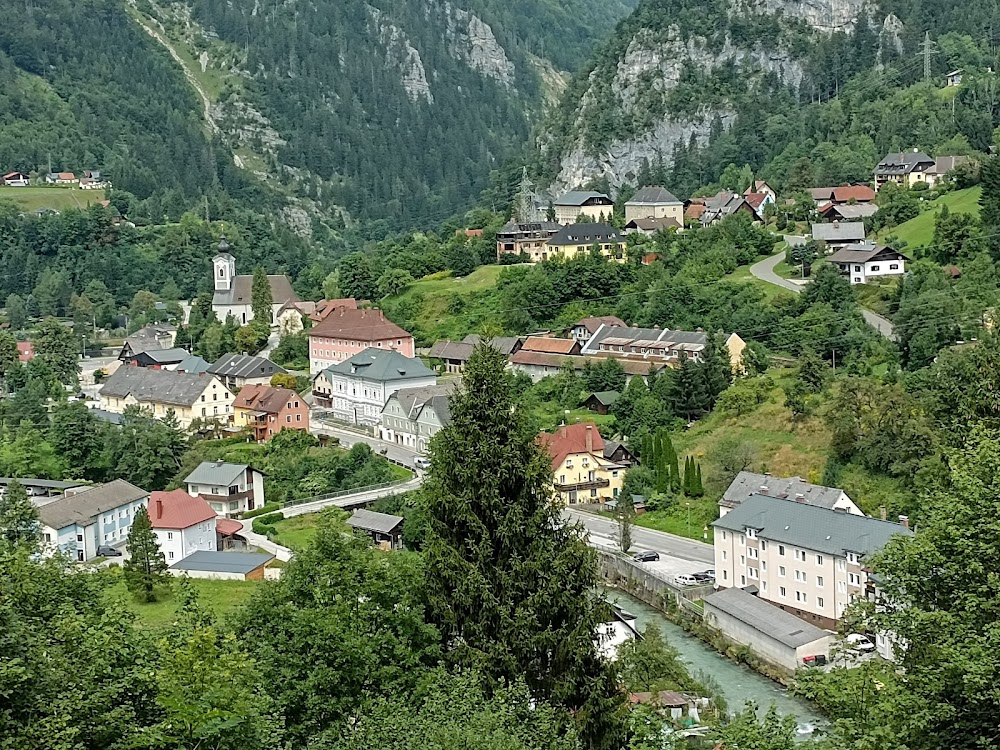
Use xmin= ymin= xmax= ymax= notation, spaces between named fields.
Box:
xmin=779 ymin=586 xmax=786 ymax=598
xmin=44 ymin=532 xmax=51 ymax=543
xmin=740 ymin=575 xmax=746 ymax=586
xmin=796 ymin=591 xmax=807 ymax=603
xmin=837 ymin=559 xmax=846 ymax=571
xmin=847 ymin=552 xmax=859 ymax=564
xmin=739 ymin=534 xmax=745 ymax=546
xmin=722 ymin=570 xmax=728 ymax=580
xmin=854 ymin=265 xmax=861 ymax=272
xmin=296 ymin=414 xmax=301 ymax=422
xmin=778 ymin=545 xmax=785 ymax=556
xmin=778 ymin=566 xmax=785 ymax=577
xmin=795 ymin=570 xmax=807 ymax=583
xmin=740 ymin=555 xmax=745 ymax=566
xmin=167 ymin=532 xmax=173 ymax=540
xmin=890 ymin=263 xmax=899 ymax=270
xmin=760 ymin=540 xmax=767 ymax=551
xmin=760 ymin=560 xmax=767 ymax=572
xmin=817 ymin=597 xmax=824 ymax=608
xmin=816 ymin=554 xmax=824 ymax=565
xmin=168 ymin=551 xmax=174 ymax=560
xmin=838 ymin=580 xmax=846 ymax=593
xmin=748 ymin=548 xmax=758 ymax=559
xmin=77 ymin=534 xmax=83 ymax=542
xmin=746 ymin=527 xmax=756 ymax=539
xmin=849 ymin=572 xmax=861 ymax=585
xmin=202 ymin=407 xmax=206 ymax=417
xmin=722 ymin=550 xmax=727 ymax=561
xmin=722 ymin=531 xmax=727 ymax=541
xmin=870 ymin=265 xmax=880 ymax=271
xmin=559 ymin=475 xmax=565 ymax=484
xmin=748 ymin=568 xmax=758 ymax=579
xmin=286 ymin=415 xmax=291 ymax=422
xmin=794 ymin=549 xmax=804 ymax=561
xmin=816 ymin=576 xmax=824 ymax=587
xmin=761 ymin=580 xmax=768 ymax=592
xmin=854 ymin=277 xmax=862 ymax=283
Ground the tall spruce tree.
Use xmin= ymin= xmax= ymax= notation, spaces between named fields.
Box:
xmin=124 ymin=506 xmax=169 ymax=602
xmin=701 ymin=333 xmax=734 ymax=405
xmin=423 ymin=342 xmax=626 ymax=749
xmin=251 ymin=267 xmax=273 ymax=325
xmin=672 ymin=353 xmax=710 ymax=421
xmin=0 ymin=479 xmax=41 ymax=551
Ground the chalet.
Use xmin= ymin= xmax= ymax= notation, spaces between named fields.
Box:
xmin=744 ymin=181 xmax=776 ymax=201
xmin=624 ymin=186 xmax=683 ymax=225
xmin=818 ymin=203 xmax=878 ymax=221
xmin=700 ymin=192 xmax=760 ymax=225
xmin=543 ymin=223 xmax=625 ymax=262
xmin=809 ymin=185 xmax=876 ymax=205
xmin=118 ymin=324 xmax=177 ymax=363
xmin=810 ymin=221 xmax=867 ymax=249
xmin=208 ymin=353 xmax=286 ymax=391
xmin=495 ymin=221 xmax=562 ymax=262
xmin=583 ymin=390 xmax=619 ymax=415
xmin=184 ymin=461 xmax=266 ymax=517
xmin=874 ymin=150 xmax=941 ymax=190
xmin=743 ymin=192 xmax=771 ymax=214
xmin=2 ymin=171 xmax=29 ymax=187
xmin=553 ymin=191 xmax=614 ymax=225
xmin=827 ymin=244 xmax=909 ymax=285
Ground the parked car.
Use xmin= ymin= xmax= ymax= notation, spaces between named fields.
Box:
xmin=633 ymin=550 xmax=659 ymax=562
xmin=413 ymin=456 xmax=431 ymax=470
xmin=845 ymin=633 xmax=876 ymax=652
xmin=96 ymin=545 xmax=122 ymax=557
xmin=693 ymin=569 xmax=715 ymax=583
xmin=673 ymin=573 xmax=699 ymax=586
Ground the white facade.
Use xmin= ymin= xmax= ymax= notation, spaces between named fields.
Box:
xmin=841 ymin=257 xmax=906 ymax=285
xmin=187 ymin=470 xmax=265 ymax=517
xmin=154 ymin=519 xmax=216 ymax=565
xmin=316 ymin=369 xmax=437 ymax=428
xmin=41 ymin=495 xmax=149 ymax=562
xmin=379 ymin=395 xmax=449 ymax=453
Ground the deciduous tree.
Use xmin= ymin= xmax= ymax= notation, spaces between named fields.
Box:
xmin=34 ymin=316 xmax=80 ymax=384
xmin=0 ymin=480 xmax=40 ymax=551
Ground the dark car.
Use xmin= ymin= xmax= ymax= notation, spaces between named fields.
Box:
xmin=633 ymin=550 xmax=660 ymax=562
xmin=96 ymin=545 xmax=122 ymax=557
xmin=693 ymin=569 xmax=716 ymax=583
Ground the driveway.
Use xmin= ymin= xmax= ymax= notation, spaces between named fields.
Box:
xmin=750 ymin=250 xmax=896 ymax=341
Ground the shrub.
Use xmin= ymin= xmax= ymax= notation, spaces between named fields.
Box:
xmin=251 ymin=519 xmax=278 ymax=536
xmin=254 ymin=511 xmax=284 ymax=526
xmin=243 ymin=502 xmax=281 ymax=519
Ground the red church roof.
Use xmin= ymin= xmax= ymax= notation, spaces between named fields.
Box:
xmin=148 ymin=489 xmax=216 ymax=530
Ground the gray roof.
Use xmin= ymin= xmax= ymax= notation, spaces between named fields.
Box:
xmin=462 ymin=334 xmax=524 ymax=356
xmin=932 ymin=156 xmax=971 ymax=175
xmin=325 ymin=349 xmax=435 ymax=383
xmin=212 ymin=274 xmax=299 ymax=308
xmin=701 ymin=192 xmax=757 ymax=224
xmin=582 ymin=324 xmax=709 ymax=355
xmin=703 ymin=587 xmax=831 ymax=648
xmin=713 ymin=494 xmax=911 ymax=557
xmin=176 ymin=355 xmax=211 ymax=374
xmin=554 ymin=191 xmax=612 ymax=206
xmin=827 ymin=245 xmax=910 ymax=265
xmin=811 ymin=222 xmax=866 ymax=242
xmin=169 ymin=550 xmax=274 ymax=574
xmin=547 ymin=223 xmax=622 ymax=247
xmin=876 ymin=151 xmax=934 ymax=175
xmin=141 ymin=347 xmax=189 ymax=364
xmin=827 ymin=204 xmax=878 ymax=220
xmin=89 ymin=407 xmax=123 ymax=425
xmin=627 ymin=186 xmax=681 ymax=205
xmin=38 ymin=480 xmax=149 ymax=530
xmin=387 ymin=382 xmax=456 ymax=423
xmin=0 ymin=477 xmax=85 ymax=490
xmin=123 ymin=324 xmax=176 ymax=355
xmin=346 ymin=509 xmax=404 ymax=534
xmin=208 ymin=353 xmax=286 ymax=380
xmin=428 ymin=340 xmax=475 ymax=362
xmin=99 ymin=367 xmax=216 ymax=407
xmin=625 ymin=217 xmax=682 ymax=232
xmin=721 ymin=472 xmax=849 ymax=510
xmin=184 ymin=461 xmax=251 ymax=487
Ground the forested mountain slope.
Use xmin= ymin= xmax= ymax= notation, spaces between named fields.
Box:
xmin=540 ymin=0 xmax=1000 ymax=196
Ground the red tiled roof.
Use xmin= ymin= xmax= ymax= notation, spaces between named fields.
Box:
xmin=641 ymin=253 xmax=659 ymax=265
xmin=538 ymin=423 xmax=606 ymax=471
xmin=309 ymin=298 xmax=359 ymax=322
xmin=216 ymin=518 xmax=243 ymax=535
xmin=16 ymin=341 xmax=34 ymax=362
xmin=685 ymin=204 xmax=706 ymax=220
xmin=308 ymin=307 xmax=411 ymax=342
xmin=744 ymin=193 xmax=768 ymax=210
xmin=236 ymin=384 xmax=297 ymax=414
xmin=832 ymin=185 xmax=876 ymax=203
xmin=575 ymin=316 xmax=627 ymax=334
xmin=148 ymin=489 xmax=216 ymax=530
xmin=510 ymin=350 xmax=660 ymax=376
xmin=521 ymin=336 xmax=581 ymax=355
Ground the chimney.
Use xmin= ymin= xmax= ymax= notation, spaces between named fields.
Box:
xmin=759 ymin=485 xmax=769 ymax=495
xmin=794 ymin=493 xmax=805 ymax=503
xmin=155 ymin=498 xmax=163 ymax=519
xmin=560 ymin=425 xmax=568 ymax=438
xmin=899 ymin=515 xmax=909 ymax=529
xmin=880 ymin=506 xmax=887 ymax=521
xmin=585 ymin=425 xmax=594 ymax=453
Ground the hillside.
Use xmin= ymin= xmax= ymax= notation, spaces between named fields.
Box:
xmin=884 ymin=185 xmax=982 ymax=249
xmin=539 ymin=0 xmax=997 ymax=198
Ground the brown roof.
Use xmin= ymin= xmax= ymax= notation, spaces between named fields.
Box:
xmin=810 ymin=185 xmax=876 ymax=203
xmin=236 ymin=384 xmax=298 ymax=414
xmin=521 ymin=336 xmax=581 ymax=355
xmin=744 ymin=193 xmax=768 ymax=211
xmin=538 ymin=423 xmax=605 ymax=471
xmin=509 ymin=350 xmax=661 ymax=376
xmin=308 ymin=307 xmax=412 ymax=343
xmin=575 ymin=316 xmax=627 ymax=334
xmin=310 ymin=298 xmax=359 ymax=322
xmin=685 ymin=204 xmax=706 ymax=220
xmin=428 ymin=340 xmax=474 ymax=362
xmin=216 ymin=518 xmax=243 ymax=536
xmin=628 ymin=691 xmax=690 ymax=707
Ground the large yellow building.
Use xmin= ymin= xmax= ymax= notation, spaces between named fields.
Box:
xmin=539 ymin=423 xmax=627 ymax=505
xmin=98 ymin=367 xmax=233 ymax=429
xmin=543 ymin=223 xmax=626 ymax=263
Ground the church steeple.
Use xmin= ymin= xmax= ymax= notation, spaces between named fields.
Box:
xmin=213 ymin=235 xmax=236 ymax=293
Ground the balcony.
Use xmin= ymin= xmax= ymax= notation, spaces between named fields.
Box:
xmin=199 ymin=489 xmax=254 ymax=504
xmin=554 ymin=477 xmax=610 ymax=492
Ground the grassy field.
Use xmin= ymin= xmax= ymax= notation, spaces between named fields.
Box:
xmin=103 ymin=575 xmax=260 ymax=629
xmin=0 ymin=186 xmax=105 ymax=212
xmin=531 ymin=404 xmax=615 ymax=433
xmin=270 ymin=507 xmax=349 ymax=550
xmin=722 ymin=264 xmax=796 ymax=303
xmin=883 ymin=186 xmax=982 ymax=248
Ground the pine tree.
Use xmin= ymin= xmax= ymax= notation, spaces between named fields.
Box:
xmin=0 ymin=480 xmax=41 ymax=551
xmin=672 ymin=353 xmax=710 ymax=421
xmin=251 ymin=267 xmax=273 ymax=325
xmin=701 ymin=333 xmax=734 ymax=405
xmin=124 ymin=506 xmax=169 ymax=602
xmin=424 ymin=342 xmax=626 ymax=748
xmin=682 ymin=456 xmax=692 ymax=495
xmin=693 ymin=462 xmax=705 ymax=498
xmin=663 ymin=433 xmax=679 ymax=492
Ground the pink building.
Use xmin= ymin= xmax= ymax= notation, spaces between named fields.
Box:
xmin=308 ymin=307 xmax=415 ymax=375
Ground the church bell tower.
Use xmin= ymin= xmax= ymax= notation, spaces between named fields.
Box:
xmin=213 ymin=236 xmax=236 ymax=293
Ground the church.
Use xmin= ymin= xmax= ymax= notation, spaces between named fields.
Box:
xmin=211 ymin=237 xmax=299 ymax=325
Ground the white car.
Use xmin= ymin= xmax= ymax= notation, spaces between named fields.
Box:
xmin=845 ymin=633 xmax=876 ymax=652
xmin=413 ymin=456 xmax=431 ymax=470
xmin=673 ymin=574 xmax=699 ymax=587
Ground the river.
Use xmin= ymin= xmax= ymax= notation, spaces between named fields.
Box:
xmin=605 ymin=589 xmax=824 ymax=735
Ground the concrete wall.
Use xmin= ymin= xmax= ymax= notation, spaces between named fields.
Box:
xmin=598 ymin=550 xmax=713 ymax=612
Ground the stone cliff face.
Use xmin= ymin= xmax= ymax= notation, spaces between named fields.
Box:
xmin=367 ymin=5 xmax=434 ymax=104
xmin=732 ymin=0 xmax=867 ymax=32
xmin=438 ymin=1 xmax=515 ymax=87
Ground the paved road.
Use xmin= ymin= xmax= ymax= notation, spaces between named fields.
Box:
xmin=564 ymin=507 xmax=714 ymax=564
xmin=281 ymin=476 xmax=423 ymax=518
xmin=309 ymin=414 xmax=420 ymax=468
xmin=750 ymin=250 xmax=897 ymax=341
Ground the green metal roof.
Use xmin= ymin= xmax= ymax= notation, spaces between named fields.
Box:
xmin=325 ymin=348 xmax=435 ymax=383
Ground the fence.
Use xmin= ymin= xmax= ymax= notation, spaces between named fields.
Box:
xmin=280 ymin=479 xmax=409 ymax=509
xmin=598 ymin=549 xmax=714 ymax=618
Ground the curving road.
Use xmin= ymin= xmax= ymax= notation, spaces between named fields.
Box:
xmin=750 ymin=250 xmax=896 ymax=341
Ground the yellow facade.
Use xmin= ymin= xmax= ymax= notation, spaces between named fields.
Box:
xmin=552 ymin=450 xmax=626 ymax=505
xmin=545 ymin=241 xmax=626 ymax=263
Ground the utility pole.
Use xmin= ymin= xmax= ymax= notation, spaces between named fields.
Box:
xmin=919 ymin=31 xmax=938 ymax=82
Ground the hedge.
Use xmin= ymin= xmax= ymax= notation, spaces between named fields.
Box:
xmin=244 ymin=502 xmax=281 ymax=519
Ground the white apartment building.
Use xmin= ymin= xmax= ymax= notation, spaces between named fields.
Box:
xmin=720 ymin=472 xmax=863 ymax=517
xmin=148 ymin=489 xmax=218 ymax=564
xmin=712 ymin=494 xmax=911 ymax=630
xmin=37 ymin=480 xmax=149 ymax=561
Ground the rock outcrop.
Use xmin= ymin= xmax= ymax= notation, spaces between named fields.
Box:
xmin=367 ymin=4 xmax=434 ymax=104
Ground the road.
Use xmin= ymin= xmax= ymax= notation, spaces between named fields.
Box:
xmin=564 ymin=507 xmax=714 ymax=563
xmin=750 ymin=250 xmax=897 ymax=341
xmin=309 ymin=413 xmax=420 ymax=468
xmin=280 ymin=476 xmax=423 ymax=518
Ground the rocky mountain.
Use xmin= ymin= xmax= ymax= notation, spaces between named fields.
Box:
xmin=540 ymin=0 xmax=1000 ymax=195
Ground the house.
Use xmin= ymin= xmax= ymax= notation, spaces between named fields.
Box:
xmin=569 ymin=316 xmax=627 ymax=345
xmin=37 ymin=480 xmax=149 ymax=561
xmin=275 ymin=300 xmax=315 ymax=334
xmin=583 ymin=390 xmax=619 ymax=415
xmin=874 ymin=150 xmax=937 ymax=190
xmin=312 ymin=348 xmax=437 ymax=427
xmin=809 ymin=185 xmax=877 ymax=206
xmin=744 ymin=181 xmax=776 ymax=201
xmin=603 ymin=440 xmax=636 ymax=467
xmin=928 ymin=155 xmax=972 ymax=184
xmin=46 ymin=172 xmax=77 ymax=185
xmin=211 ymin=237 xmax=299 ymax=325
xmin=118 ymin=324 xmax=177 ymax=363
xmin=721 ymin=472 xmax=862 ymax=517
xmin=712 ymin=493 xmax=912 ymax=628
xmin=743 ymin=192 xmax=771 ymax=214
xmin=553 ymin=191 xmax=614 ymax=225
xmin=818 ymin=203 xmax=879 ymax=221
xmin=810 ymin=221 xmax=867 ymax=249
xmin=429 ymin=335 xmax=523 ymax=373
xmin=463 ymin=334 xmax=524 ymax=356
xmin=208 ymin=353 xmax=286 ymax=391
xmin=122 ymin=347 xmax=189 ymax=369
xmin=234 ymin=384 xmax=308 ymax=441
xmin=16 ymin=341 xmax=34 ymax=362
xmin=624 ymin=217 xmax=682 ymax=236
xmin=827 ymin=244 xmax=909 ymax=284
xmin=79 ymin=170 xmax=107 ymax=189
xmin=175 ymin=355 xmax=211 ymax=374
xmin=946 ymin=69 xmax=964 ymax=87
xmin=148 ymin=489 xmax=218 ymax=564
xmin=543 ymin=223 xmax=626 ymax=262
xmin=495 ymin=221 xmax=562 ymax=262
xmin=539 ymin=422 xmax=626 ymax=504
xmin=508 ymin=350 xmax=663 ymax=383
xmin=307 ymin=306 xmax=415 ymax=375
xmin=596 ymin=606 xmax=641 ymax=660
xmin=700 ymin=192 xmax=761 ymax=225
xmin=184 ymin=461 xmax=266 ymax=517
xmin=169 ymin=550 xmax=274 ymax=580
xmin=379 ymin=383 xmax=454 ymax=452
xmin=2 ymin=171 xmax=29 ymax=187
xmin=346 ymin=509 xmax=404 ymax=550
xmin=521 ymin=336 xmax=582 ymax=356
xmin=581 ymin=324 xmax=747 ymax=372
xmin=98 ymin=367 xmax=233 ymax=429
xmin=702 ymin=587 xmax=833 ymax=672
xmin=624 ymin=186 xmax=684 ymax=225
xmin=309 ymin=298 xmax=359 ymax=323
